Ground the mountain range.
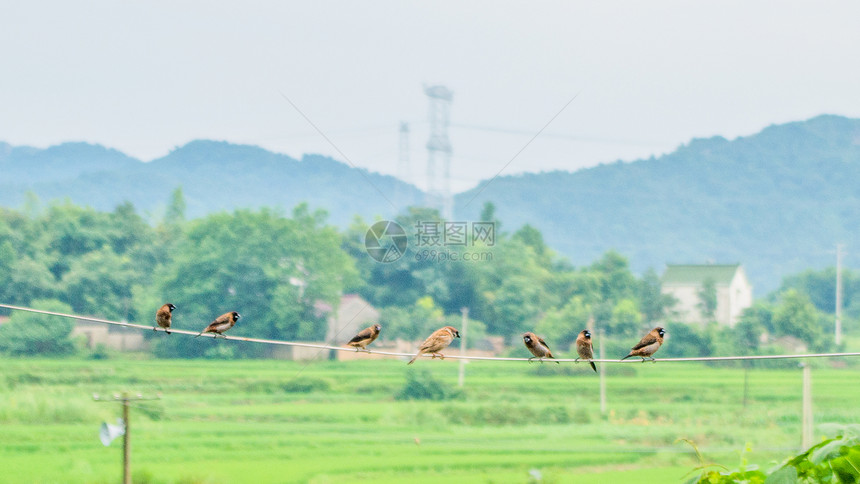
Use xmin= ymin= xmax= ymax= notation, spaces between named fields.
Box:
xmin=0 ymin=140 xmax=420 ymax=225
xmin=3 ymin=114 xmax=859 ymax=292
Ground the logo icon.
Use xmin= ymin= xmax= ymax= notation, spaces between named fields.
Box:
xmin=365 ymin=220 xmax=408 ymax=263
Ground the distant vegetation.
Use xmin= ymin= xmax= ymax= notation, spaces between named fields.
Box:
xmin=0 ymin=140 xmax=420 ymax=226
xmin=0 ymin=194 xmax=854 ymax=359
xmin=3 ymin=115 xmax=860 ymax=292
xmin=458 ymin=114 xmax=860 ymax=292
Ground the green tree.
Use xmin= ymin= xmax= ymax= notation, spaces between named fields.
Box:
xmin=608 ymin=298 xmax=643 ymax=338
xmin=739 ymin=302 xmax=776 ymax=335
xmin=470 ymin=235 xmax=553 ymax=338
xmin=772 ymin=289 xmax=828 ymax=351
xmin=511 ymin=224 xmax=551 ymax=265
xmin=355 ymin=207 xmax=445 ymax=308
xmin=732 ymin=318 xmax=764 ymax=356
xmin=590 ymin=250 xmax=638 ymax=303
xmin=3 ymin=256 xmax=57 ymax=305
xmin=479 ymin=201 xmax=500 ymax=229
xmin=779 ymin=266 xmax=860 ymax=314
xmin=536 ymin=296 xmax=591 ymax=349
xmin=0 ymin=299 xmax=76 ymax=355
xmin=639 ymin=268 xmax=676 ymax=323
xmin=61 ymin=248 xmax=139 ymax=321
xmin=659 ymin=322 xmax=712 ymax=358
xmin=152 ymin=207 xmax=356 ymax=358
xmin=164 ymin=186 xmax=187 ymax=225
xmin=377 ymin=296 xmax=447 ymax=342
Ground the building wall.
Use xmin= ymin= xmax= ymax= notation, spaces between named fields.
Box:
xmin=716 ymin=285 xmax=732 ymax=326
xmin=662 ymin=269 xmax=753 ymax=327
xmin=664 ymin=285 xmax=705 ymax=325
xmin=267 ymin=344 xmax=331 ymax=360
xmin=727 ymin=269 xmax=754 ymax=326
xmin=71 ymin=322 xmax=148 ymax=351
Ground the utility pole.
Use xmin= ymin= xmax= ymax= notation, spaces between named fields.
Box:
xmin=801 ymin=363 xmax=813 ymax=450
xmin=598 ymin=328 xmax=607 ymax=415
xmin=94 ymin=392 xmax=160 ymax=484
xmin=836 ymin=243 xmax=844 ymax=347
xmin=122 ymin=397 xmax=130 ymax=484
xmin=458 ymin=307 xmax=469 ymax=387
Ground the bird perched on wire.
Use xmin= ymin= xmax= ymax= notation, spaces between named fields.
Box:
xmin=621 ymin=327 xmax=666 ymax=361
xmin=407 ymin=326 xmax=460 ymax=364
xmin=575 ymin=329 xmax=597 ymax=372
xmin=346 ymin=323 xmax=381 ymax=351
xmin=195 ymin=311 xmax=241 ymax=338
xmin=155 ymin=303 xmax=176 ymax=335
xmin=522 ymin=332 xmax=558 ymax=364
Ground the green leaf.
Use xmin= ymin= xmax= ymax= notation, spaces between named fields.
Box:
xmin=764 ymin=466 xmax=797 ymax=484
xmin=809 ymin=439 xmax=845 ymax=465
xmin=680 ymin=472 xmax=703 ymax=484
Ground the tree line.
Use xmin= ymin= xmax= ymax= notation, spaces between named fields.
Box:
xmin=0 ymin=191 xmax=853 ymax=359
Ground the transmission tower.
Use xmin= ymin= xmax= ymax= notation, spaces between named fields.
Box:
xmin=424 ymin=85 xmax=453 ymax=219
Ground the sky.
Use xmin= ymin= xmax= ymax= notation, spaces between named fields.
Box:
xmin=2 ymin=1 xmax=860 ymax=193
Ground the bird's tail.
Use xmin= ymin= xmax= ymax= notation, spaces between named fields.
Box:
xmin=621 ymin=353 xmax=634 ymax=360
xmin=589 ymin=361 xmax=597 ymax=372
xmin=194 ymin=331 xmax=204 ymax=338
xmin=407 ymin=353 xmax=419 ymax=365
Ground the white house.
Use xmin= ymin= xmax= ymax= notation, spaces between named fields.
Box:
xmin=661 ymin=264 xmax=753 ymax=327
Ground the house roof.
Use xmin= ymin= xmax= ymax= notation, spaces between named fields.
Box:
xmin=662 ymin=264 xmax=741 ymax=286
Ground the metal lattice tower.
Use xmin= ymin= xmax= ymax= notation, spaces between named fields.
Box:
xmin=424 ymin=85 xmax=453 ymax=219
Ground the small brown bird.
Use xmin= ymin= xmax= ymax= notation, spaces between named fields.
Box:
xmin=155 ymin=303 xmax=176 ymax=334
xmin=346 ymin=323 xmax=382 ymax=351
xmin=407 ymin=326 xmax=460 ymax=364
xmin=195 ymin=311 xmax=241 ymax=338
xmin=575 ymin=329 xmax=597 ymax=372
xmin=522 ymin=332 xmax=558 ymax=364
xmin=622 ymin=327 xmax=666 ymax=361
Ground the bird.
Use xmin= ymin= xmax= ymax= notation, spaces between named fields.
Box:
xmin=195 ymin=311 xmax=241 ymax=338
xmin=346 ymin=323 xmax=382 ymax=351
xmin=575 ymin=329 xmax=597 ymax=372
xmin=522 ymin=332 xmax=558 ymax=364
xmin=155 ymin=303 xmax=176 ymax=334
xmin=621 ymin=327 xmax=666 ymax=361
xmin=407 ymin=326 xmax=460 ymax=364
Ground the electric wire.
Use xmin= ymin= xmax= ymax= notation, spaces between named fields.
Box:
xmin=2 ymin=303 xmax=858 ymax=364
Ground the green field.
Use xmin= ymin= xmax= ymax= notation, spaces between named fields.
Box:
xmin=1 ymin=356 xmax=858 ymax=483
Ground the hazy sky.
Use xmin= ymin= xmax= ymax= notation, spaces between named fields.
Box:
xmin=2 ymin=1 xmax=859 ymax=192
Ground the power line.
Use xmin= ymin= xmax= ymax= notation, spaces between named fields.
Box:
xmin=2 ymin=303 xmax=859 ymax=364
xmin=450 ymin=122 xmax=663 ymax=147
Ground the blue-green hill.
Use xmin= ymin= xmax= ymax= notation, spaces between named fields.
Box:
xmin=3 ymin=114 xmax=859 ymax=291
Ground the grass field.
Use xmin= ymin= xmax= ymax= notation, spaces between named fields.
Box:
xmin=1 ymin=356 xmax=858 ymax=483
